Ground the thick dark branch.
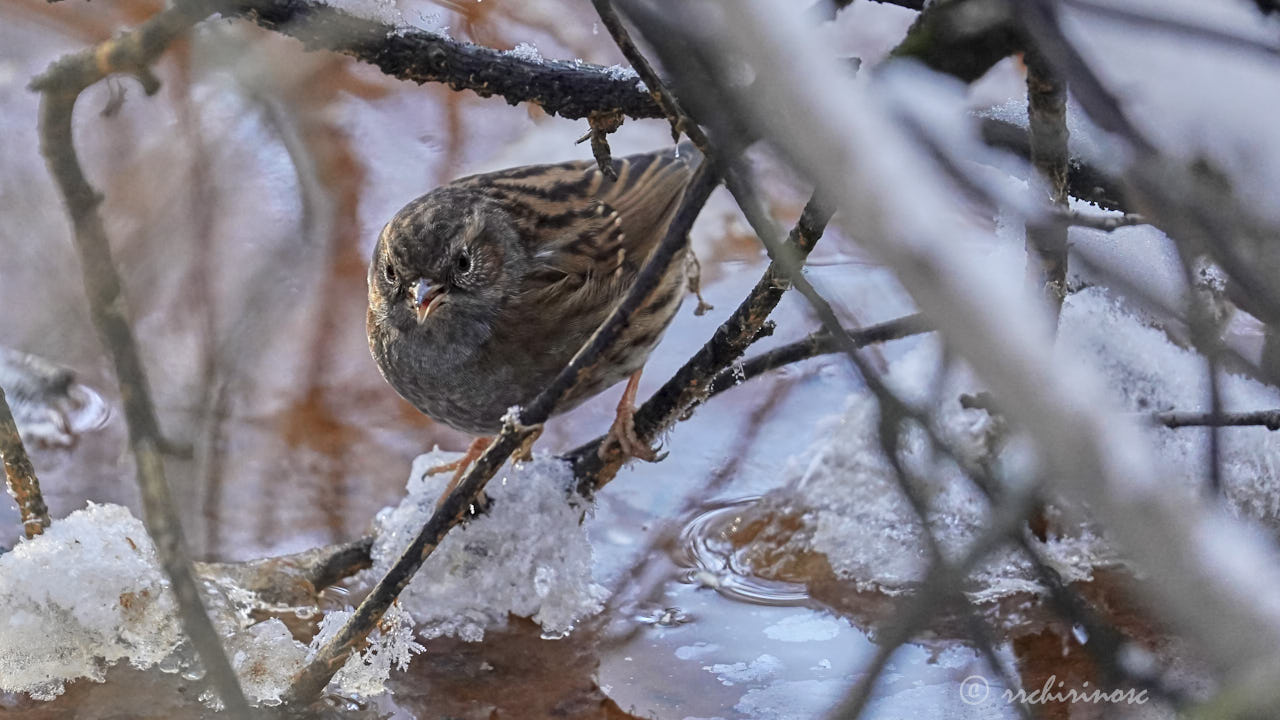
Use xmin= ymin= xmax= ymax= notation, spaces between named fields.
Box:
xmin=284 ymin=162 xmax=722 ymax=707
xmin=229 ymin=0 xmax=662 ymax=120
xmin=32 ymin=0 xmax=663 ymax=123
xmin=0 ymin=387 xmax=49 ymax=539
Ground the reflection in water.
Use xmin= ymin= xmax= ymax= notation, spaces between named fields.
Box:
xmin=0 ymin=347 xmax=112 ymax=448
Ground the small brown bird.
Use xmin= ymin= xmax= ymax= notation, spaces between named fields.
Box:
xmin=367 ymin=146 xmax=697 ymax=488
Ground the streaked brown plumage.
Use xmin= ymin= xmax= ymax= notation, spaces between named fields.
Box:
xmin=367 ymin=145 xmax=697 ymax=465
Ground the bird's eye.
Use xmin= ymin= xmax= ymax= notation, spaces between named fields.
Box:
xmin=456 ymin=252 xmax=471 ymax=273
xmin=384 ymin=263 xmax=397 ymax=284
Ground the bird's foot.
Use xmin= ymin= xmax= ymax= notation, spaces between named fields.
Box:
xmin=430 ymin=436 xmax=493 ymax=508
xmin=599 ymin=369 xmax=663 ymax=463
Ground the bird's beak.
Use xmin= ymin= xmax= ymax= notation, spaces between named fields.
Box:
xmin=413 ymin=280 xmax=446 ymax=324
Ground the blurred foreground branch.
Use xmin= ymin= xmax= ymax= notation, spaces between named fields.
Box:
xmin=638 ymin=0 xmax=1280 ymax=704
xmin=0 ymin=387 xmax=49 ymax=539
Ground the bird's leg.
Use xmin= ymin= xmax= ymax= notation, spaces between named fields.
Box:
xmin=599 ymin=369 xmax=662 ymax=462
xmin=429 ymin=436 xmax=492 ymax=507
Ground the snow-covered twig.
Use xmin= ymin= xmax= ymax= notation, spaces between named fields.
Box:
xmin=227 ymin=0 xmax=662 ymax=121
xmin=0 ymin=386 xmax=49 ymax=538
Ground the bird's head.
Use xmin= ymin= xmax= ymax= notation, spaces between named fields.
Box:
xmin=368 ymin=190 xmax=525 ymax=337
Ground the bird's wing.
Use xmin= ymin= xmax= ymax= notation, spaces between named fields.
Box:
xmin=459 ymin=146 xmax=697 ymax=301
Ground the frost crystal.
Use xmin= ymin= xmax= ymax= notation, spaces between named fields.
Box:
xmin=0 ymin=503 xmax=182 ymax=699
xmin=367 ymin=450 xmax=607 ymax=641
xmin=310 ymin=602 xmax=423 ymax=698
xmin=504 ymin=42 xmax=543 ymax=63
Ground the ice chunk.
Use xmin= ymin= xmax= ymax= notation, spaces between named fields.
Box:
xmin=734 ymin=678 xmax=849 ymax=720
xmin=762 ymin=613 xmax=843 ymax=643
xmin=227 ymin=618 xmax=307 ymax=706
xmin=704 ymin=653 xmax=783 ymax=686
xmin=0 ymin=503 xmax=183 ymax=699
xmin=366 ymin=451 xmax=607 ymax=642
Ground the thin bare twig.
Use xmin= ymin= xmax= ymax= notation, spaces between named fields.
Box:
xmin=0 ymin=386 xmax=50 ymax=538
xmin=962 ymin=392 xmax=1280 ymax=431
xmin=195 ymin=536 xmax=374 ymax=608
xmin=1024 ymin=48 xmax=1070 ymax=330
xmin=705 ymin=314 xmax=932 ymax=397
xmin=568 ymin=0 xmax=832 ymax=492
xmin=32 ymin=4 xmax=250 ymax=713
xmin=590 ymin=0 xmax=711 ymax=152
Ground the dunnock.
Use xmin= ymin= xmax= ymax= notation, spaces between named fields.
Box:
xmin=367 ymin=145 xmax=697 ymax=484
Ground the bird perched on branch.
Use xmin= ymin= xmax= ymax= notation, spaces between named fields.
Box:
xmin=367 ymin=145 xmax=697 ymax=493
